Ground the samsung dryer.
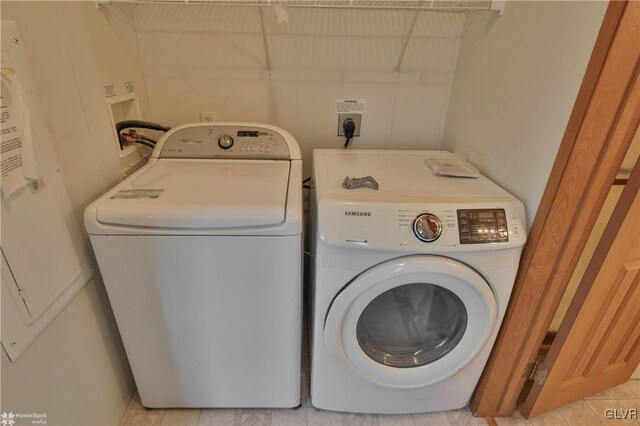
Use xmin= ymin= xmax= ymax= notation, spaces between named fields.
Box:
xmin=85 ymin=123 xmax=302 ymax=408
xmin=309 ymin=149 xmax=526 ymax=414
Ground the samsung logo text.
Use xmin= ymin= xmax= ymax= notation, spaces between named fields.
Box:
xmin=344 ymin=211 xmax=372 ymax=217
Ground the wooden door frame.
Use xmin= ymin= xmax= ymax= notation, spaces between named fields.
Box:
xmin=470 ymin=0 xmax=640 ymax=417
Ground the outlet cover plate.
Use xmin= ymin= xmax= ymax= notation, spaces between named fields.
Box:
xmin=338 ymin=113 xmax=362 ymax=137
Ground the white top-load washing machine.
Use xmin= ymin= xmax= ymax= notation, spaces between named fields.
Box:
xmin=85 ymin=123 xmax=302 ymax=408
xmin=310 ymin=149 xmax=526 ymax=414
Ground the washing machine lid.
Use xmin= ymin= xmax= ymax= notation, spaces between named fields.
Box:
xmin=313 ymin=149 xmax=514 ymax=201
xmin=95 ymin=159 xmax=290 ymax=229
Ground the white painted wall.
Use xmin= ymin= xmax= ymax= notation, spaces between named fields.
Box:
xmin=442 ymin=1 xmax=608 ymax=228
xmin=132 ymin=4 xmax=465 ymax=176
xmin=1 ymin=277 xmax=132 ymax=426
xmin=0 ymin=2 xmax=152 ymax=424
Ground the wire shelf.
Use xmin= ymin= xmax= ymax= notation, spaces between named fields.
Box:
xmin=100 ymin=0 xmax=497 ymax=12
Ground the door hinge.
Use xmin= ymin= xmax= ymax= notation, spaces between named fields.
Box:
xmin=523 ymin=361 xmax=548 ymax=385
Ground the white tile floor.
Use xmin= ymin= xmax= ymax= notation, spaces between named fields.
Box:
xmin=119 ymin=379 xmax=640 ymax=426
xmin=119 ymin=304 xmax=640 ymax=426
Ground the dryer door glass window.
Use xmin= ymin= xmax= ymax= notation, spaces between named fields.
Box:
xmin=356 ymin=283 xmax=467 ymax=368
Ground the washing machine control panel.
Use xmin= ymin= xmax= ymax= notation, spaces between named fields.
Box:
xmin=159 ymin=126 xmax=291 ymax=159
xmin=457 ymin=209 xmax=509 ymax=244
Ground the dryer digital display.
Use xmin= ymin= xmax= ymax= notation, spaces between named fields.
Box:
xmin=457 ymin=209 xmax=508 ymax=244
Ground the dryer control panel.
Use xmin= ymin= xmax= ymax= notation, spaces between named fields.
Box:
xmin=316 ymin=198 xmax=526 ymax=253
xmin=158 ymin=125 xmax=291 ymax=160
xmin=457 ymin=209 xmax=509 ymax=244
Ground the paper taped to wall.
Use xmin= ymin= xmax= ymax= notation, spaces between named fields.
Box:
xmin=336 ymin=99 xmax=366 ymax=114
xmin=1 ymin=67 xmax=38 ymax=196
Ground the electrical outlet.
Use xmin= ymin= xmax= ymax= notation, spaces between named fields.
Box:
xmin=200 ymin=111 xmax=216 ymax=122
xmin=338 ymin=113 xmax=362 ymax=137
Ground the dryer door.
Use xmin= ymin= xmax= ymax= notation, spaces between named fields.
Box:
xmin=324 ymin=255 xmax=497 ymax=388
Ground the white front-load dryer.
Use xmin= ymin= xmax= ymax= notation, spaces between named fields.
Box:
xmin=310 ymin=149 xmax=527 ymax=414
xmin=85 ymin=123 xmax=302 ymax=408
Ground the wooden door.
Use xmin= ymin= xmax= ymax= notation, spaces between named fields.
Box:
xmin=521 ymin=156 xmax=640 ymax=417
xmin=471 ymin=1 xmax=640 ymax=417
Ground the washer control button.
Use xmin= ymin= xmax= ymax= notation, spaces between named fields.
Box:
xmin=413 ymin=213 xmax=442 ymax=242
xmin=218 ymin=135 xmax=234 ymax=149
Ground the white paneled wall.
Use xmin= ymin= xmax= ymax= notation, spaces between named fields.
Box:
xmin=442 ymin=2 xmax=608 ymax=227
xmin=1 ymin=2 xmax=145 ymax=424
xmin=132 ymin=5 xmax=465 ymax=175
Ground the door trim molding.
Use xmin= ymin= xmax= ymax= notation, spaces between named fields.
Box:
xmin=470 ymin=1 xmax=640 ymax=417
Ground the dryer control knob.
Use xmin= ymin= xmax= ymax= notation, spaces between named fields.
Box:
xmin=413 ymin=213 xmax=442 ymax=243
xmin=218 ymin=135 xmax=234 ymax=149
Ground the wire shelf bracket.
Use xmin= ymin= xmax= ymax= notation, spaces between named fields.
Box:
xmin=393 ymin=9 xmax=420 ymax=79
xmin=258 ymin=7 xmax=273 ymax=73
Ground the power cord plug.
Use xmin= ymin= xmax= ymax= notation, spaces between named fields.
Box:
xmin=343 ymin=118 xmax=356 ymax=149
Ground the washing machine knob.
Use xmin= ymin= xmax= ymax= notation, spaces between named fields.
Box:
xmin=413 ymin=213 xmax=442 ymax=242
xmin=218 ymin=135 xmax=234 ymax=149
